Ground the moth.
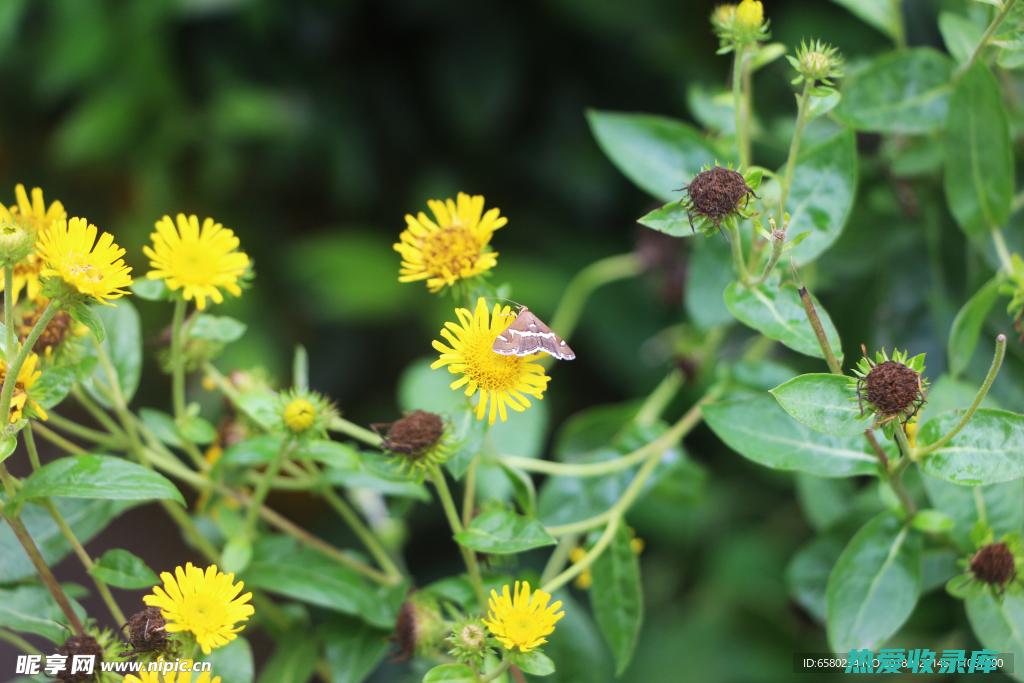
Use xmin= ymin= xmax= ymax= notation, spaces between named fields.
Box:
xmin=492 ymin=306 xmax=576 ymax=360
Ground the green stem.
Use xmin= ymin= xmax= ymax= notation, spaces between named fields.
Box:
xmin=962 ymin=0 xmax=1018 ymax=75
xmin=170 ymin=298 xmax=188 ymax=420
xmin=633 ymin=370 xmax=683 ymax=427
xmin=0 ymin=627 xmax=41 ymax=655
xmin=917 ymin=334 xmax=1007 ymax=457
xmin=549 ymin=253 xmax=642 ymax=343
xmin=33 ymin=422 xmax=88 ymax=455
xmin=431 ymin=467 xmax=487 ymax=607
xmin=462 ymin=454 xmax=479 ymax=528
xmin=244 ymin=440 xmax=291 ymax=535
xmin=778 ymin=80 xmax=812 ymax=227
xmin=72 ymin=386 xmax=127 ymax=439
xmin=992 ymin=228 xmax=1014 ymax=273
xmin=748 ymin=230 xmax=786 ymax=287
xmin=0 ymin=300 xmax=57 ymax=420
xmin=544 ymin=516 xmax=620 ymax=593
xmin=732 ymin=44 xmax=749 ymax=167
xmin=540 ymin=533 xmax=578 ymax=586
xmin=4 ymin=266 xmax=13 ymax=360
xmin=329 ymin=416 xmax=383 ymax=447
xmin=479 ymin=658 xmax=513 ymax=683
xmin=890 ymin=428 xmax=918 ymax=516
xmin=48 ymin=411 xmax=125 ymax=447
xmin=726 ymin=223 xmax=750 ymax=282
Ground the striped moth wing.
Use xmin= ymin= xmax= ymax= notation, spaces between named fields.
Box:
xmin=492 ymin=307 xmax=576 ymax=360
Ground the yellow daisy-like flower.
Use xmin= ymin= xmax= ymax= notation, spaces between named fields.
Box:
xmin=144 ymin=214 xmax=250 ymax=310
xmin=2 ymin=352 xmax=47 ymax=423
xmin=735 ymin=0 xmax=763 ymax=29
xmin=394 ymin=193 xmax=506 ymax=293
xmin=124 ymin=662 xmax=221 ymax=683
xmin=431 ymin=298 xmax=549 ymax=425
xmin=143 ymin=563 xmax=254 ymax=655
xmin=37 ymin=217 xmax=132 ymax=304
xmin=0 ymin=185 xmax=67 ymax=303
xmin=483 ymin=581 xmax=565 ymax=653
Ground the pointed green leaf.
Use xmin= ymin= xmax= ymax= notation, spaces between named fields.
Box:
xmin=16 ymin=454 xmax=184 ymax=505
xmin=787 ymin=535 xmax=844 ymax=623
xmin=91 ymin=548 xmax=159 ymax=589
xmin=826 ymin=513 xmax=921 ymax=651
xmin=835 ymin=49 xmax=954 ymax=134
xmin=919 ymin=409 xmax=1024 ymax=485
xmin=724 ymin=280 xmax=843 ymax=362
xmin=590 ymin=523 xmax=643 ymax=676
xmin=828 ymin=0 xmax=903 ymax=42
xmin=771 ymin=373 xmax=870 ymax=437
xmin=704 ymin=393 xmax=878 ymax=477
xmin=586 ymin=110 xmax=718 ymax=201
xmin=944 ymin=62 xmax=1014 ymax=237
xmin=82 ymin=300 xmax=142 ymax=407
xmin=965 ymin=592 xmax=1024 ymax=681
xmin=454 ymin=508 xmax=556 ymax=554
xmin=0 ymin=585 xmax=88 ymax=644
xmin=637 ymin=201 xmax=693 ymax=237
xmin=423 ymin=664 xmax=478 ymax=683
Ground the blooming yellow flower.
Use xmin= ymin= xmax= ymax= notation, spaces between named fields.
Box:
xmin=143 ymin=563 xmax=254 ymax=655
xmin=394 ymin=193 xmax=506 ymax=293
xmin=144 ymin=214 xmax=250 ymax=310
xmin=124 ymin=662 xmax=221 ymax=683
xmin=0 ymin=185 xmax=67 ymax=303
xmin=483 ymin=581 xmax=564 ymax=653
xmin=2 ymin=352 xmax=47 ymax=423
xmin=735 ymin=0 xmax=763 ymax=29
xmin=431 ymin=298 xmax=549 ymax=425
xmin=37 ymin=217 xmax=132 ymax=304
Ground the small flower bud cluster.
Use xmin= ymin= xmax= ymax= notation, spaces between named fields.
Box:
xmin=787 ymin=39 xmax=843 ymax=90
xmin=711 ymin=0 xmax=769 ymax=51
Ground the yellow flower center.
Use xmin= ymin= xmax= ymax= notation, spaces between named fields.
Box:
xmin=284 ymin=398 xmax=317 ymax=433
xmin=168 ymin=242 xmax=224 ymax=287
xmin=419 ymin=224 xmax=483 ymax=277
xmin=462 ymin=327 xmax=533 ymax=392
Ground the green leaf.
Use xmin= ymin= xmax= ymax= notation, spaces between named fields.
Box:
xmin=948 ymin=277 xmax=1002 ymax=377
xmin=686 ymin=236 xmax=733 ymax=330
xmin=221 ymin=536 xmax=253 ymax=574
xmin=771 ymin=373 xmax=870 ymax=437
xmin=826 ymin=513 xmax=921 ymax=651
xmin=784 ymin=127 xmax=858 ymax=264
xmin=512 ymin=650 xmax=556 ymax=676
xmin=218 ymin=435 xmax=284 ymax=468
xmin=586 ymin=110 xmax=718 ymax=201
xmin=939 ymin=12 xmax=985 ymax=64
xmin=454 ymin=508 xmax=556 ymax=554
xmin=944 ymin=62 xmax=1014 ymax=237
xmin=724 ymin=280 xmax=844 ymax=362
xmin=795 ymin=474 xmax=856 ymax=531
xmin=33 ymin=367 xmax=76 ymax=409
xmin=0 ymin=584 xmax=87 ymax=643
xmin=0 ymin=498 xmax=134 ymax=582
xmin=910 ymin=509 xmax=955 ymax=534
xmin=257 ymin=634 xmax=318 ymax=683
xmin=82 ymin=300 xmax=142 ymax=407
xmin=322 ymin=616 xmax=389 ymax=683
xmin=835 ymin=49 xmax=954 ymax=134
xmin=590 ymin=523 xmax=643 ymax=676
xmin=786 ymin=535 xmax=844 ymax=623
xmin=207 ymin=637 xmax=254 ymax=683
xmin=544 ymin=593 xmax=613 ymax=683
xmin=921 ymin=474 xmax=1023 ymax=551
xmin=190 ymin=314 xmax=248 ymax=343
xmin=919 ymin=409 xmax=1024 ymax=485
xmin=139 ymin=408 xmax=183 ymax=448
xmin=828 ymin=0 xmax=903 ymax=42
xmin=179 ymin=415 xmax=217 ymax=445
xmin=637 ymin=201 xmax=692 ymax=237
xmin=244 ymin=536 xmax=405 ymax=629
xmin=90 ymin=548 xmax=159 ymax=589
xmin=16 ymin=454 xmax=184 ymax=504
xmin=965 ymin=592 xmax=1024 ymax=681
xmin=423 ymin=664 xmax=478 ymax=683
xmin=130 ymin=278 xmax=169 ymax=301
xmin=68 ymin=301 xmax=105 ymax=343
xmin=704 ymin=392 xmax=878 ymax=478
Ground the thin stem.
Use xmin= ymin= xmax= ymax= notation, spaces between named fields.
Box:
xmin=633 ymin=370 xmax=682 ymax=427
xmin=244 ymin=440 xmax=291 ymax=535
xmin=543 ymin=516 xmax=620 ymax=593
xmin=540 ymin=533 xmax=578 ymax=586
xmin=962 ymin=0 xmax=1018 ymax=74
xmin=431 ymin=467 xmax=487 ymax=607
xmin=329 ymin=416 xmax=383 ymax=447
xmin=549 ymin=253 xmax=642 ymax=344
xmin=161 ymin=499 xmax=219 ymax=561
xmin=732 ymin=44 xmax=749 ymax=166
xmin=890 ymin=428 xmax=918 ymax=516
xmin=797 ymin=283 xmax=842 ymax=374
xmin=992 ymin=228 xmax=1014 ymax=273
xmin=479 ymin=658 xmax=513 ymax=683
xmin=863 ymin=429 xmax=890 ymax=471
xmin=748 ymin=231 xmax=786 ymax=287
xmin=0 ymin=627 xmax=41 ymax=655
xmin=727 ymin=223 xmax=750 ymax=282
xmin=48 ymin=412 xmax=124 ymax=447
xmin=170 ymin=298 xmax=188 ymax=420
xmin=4 ymin=266 xmax=13 ymax=359
xmin=0 ymin=300 xmax=57 ymax=419
xmin=918 ymin=334 xmax=1007 ymax=457
xmin=71 ymin=386 xmax=126 ymax=438
xmin=33 ymin=422 xmax=88 ymax=455
xmin=462 ymin=454 xmax=479 ymax=528
xmin=778 ymin=80 xmax=812 ymax=227
xmin=891 ymin=0 xmax=907 ymax=49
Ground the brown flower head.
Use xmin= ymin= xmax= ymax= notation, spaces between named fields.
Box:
xmin=682 ymin=166 xmax=756 ymax=234
xmin=56 ymin=634 xmax=104 ymax=682
xmin=971 ymin=542 xmax=1017 ymax=587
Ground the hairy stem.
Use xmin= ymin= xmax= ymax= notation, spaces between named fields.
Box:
xmin=962 ymin=0 xmax=1018 ymax=74
xmin=797 ymin=283 xmax=842 ymax=375
xmin=778 ymin=80 xmax=812 ymax=227
xmin=732 ymin=44 xmax=749 ymax=167
xmin=431 ymin=467 xmax=487 ymax=607
xmin=549 ymin=253 xmax=642 ymax=344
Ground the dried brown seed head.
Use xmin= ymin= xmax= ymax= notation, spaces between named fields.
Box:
xmin=377 ymin=410 xmax=445 ymax=458
xmin=56 ymin=634 xmax=104 ymax=682
xmin=865 ymin=360 xmax=920 ymax=415
xmin=971 ymin=542 xmax=1016 ymax=586
xmin=684 ymin=166 xmax=754 ymax=227
xmin=125 ymin=606 xmax=168 ymax=654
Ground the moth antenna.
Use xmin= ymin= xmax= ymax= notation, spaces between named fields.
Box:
xmin=483 ymin=296 xmax=526 ymax=310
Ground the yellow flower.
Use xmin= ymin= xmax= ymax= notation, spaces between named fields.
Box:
xmin=2 ymin=352 xmax=47 ymax=423
xmin=144 ymin=214 xmax=250 ymax=310
xmin=394 ymin=193 xmax=506 ymax=293
xmin=124 ymin=661 xmax=221 ymax=683
xmin=37 ymin=217 xmax=132 ymax=304
xmin=431 ymin=298 xmax=549 ymax=425
xmin=483 ymin=581 xmax=564 ymax=653
xmin=283 ymin=397 xmax=316 ymax=433
xmin=143 ymin=563 xmax=254 ymax=655
xmin=735 ymin=0 xmax=763 ymax=28
xmin=0 ymin=185 xmax=67 ymax=303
